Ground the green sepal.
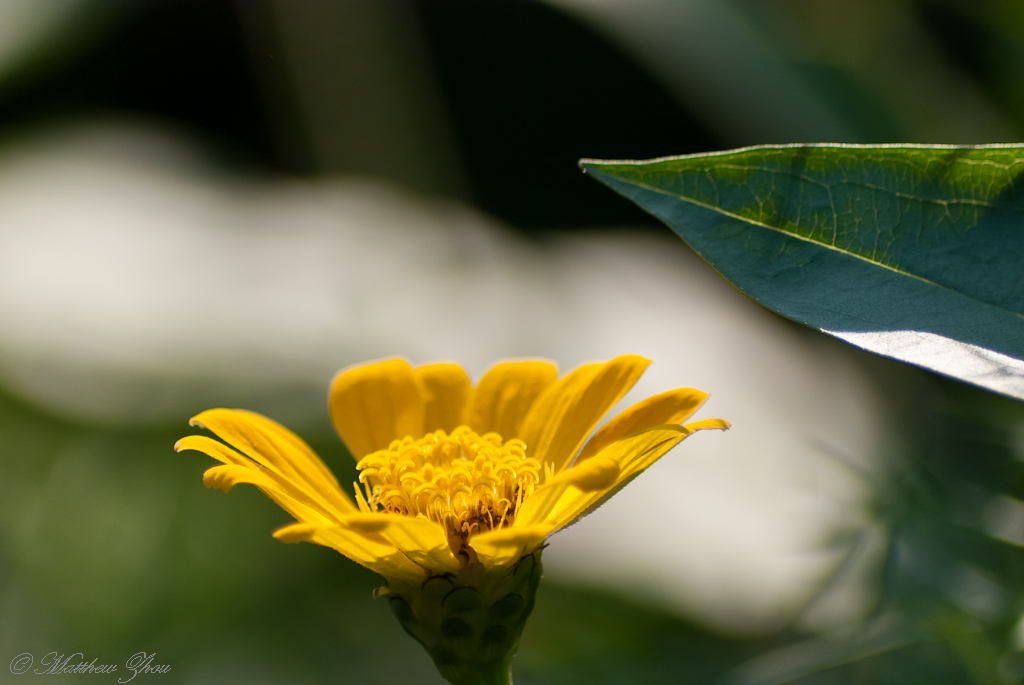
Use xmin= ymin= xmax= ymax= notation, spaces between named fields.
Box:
xmin=381 ymin=551 xmax=543 ymax=685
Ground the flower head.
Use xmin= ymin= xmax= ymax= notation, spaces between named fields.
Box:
xmin=176 ymin=355 xmax=727 ymax=684
xmin=176 ymin=355 xmax=728 ymax=582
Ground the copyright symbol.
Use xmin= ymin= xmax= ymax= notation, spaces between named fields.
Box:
xmin=10 ymin=653 xmax=32 ymax=674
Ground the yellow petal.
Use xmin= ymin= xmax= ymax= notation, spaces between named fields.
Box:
xmin=465 ymin=360 xmax=558 ymax=438
xmin=187 ymin=409 xmax=356 ymax=517
xmin=549 ymin=457 xmax=620 ymax=491
xmin=273 ymin=521 xmax=323 ymax=543
xmin=273 ymin=521 xmax=427 ymax=583
xmin=320 ymin=513 xmax=458 ymax=574
xmin=683 ymin=418 xmax=733 ymax=433
xmin=181 ymin=436 xmax=344 ymax=524
xmin=373 ymin=515 xmax=460 ymax=574
xmin=202 ymin=464 xmax=255 ymax=493
xmin=470 ymin=524 xmax=553 ymax=566
xmin=511 ymin=479 xmax=571 ymax=529
xmin=329 ymin=358 xmax=425 ymax=459
xmin=415 ymin=362 xmax=471 ymax=433
xmin=519 ymin=355 xmax=651 ymax=475
xmin=538 ymin=427 xmax=689 ymax=532
xmin=513 ymin=458 xmax=619 ymax=527
xmin=176 ymin=434 xmax=250 ymax=468
xmin=575 ymin=387 xmax=709 ymax=463
xmin=201 ymin=464 xmax=338 ymax=525
xmin=474 ymin=524 xmax=554 ymax=548
xmin=336 ymin=513 xmax=392 ymax=534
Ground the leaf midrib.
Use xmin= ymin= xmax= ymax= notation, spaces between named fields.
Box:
xmin=591 ymin=168 xmax=1024 ymax=323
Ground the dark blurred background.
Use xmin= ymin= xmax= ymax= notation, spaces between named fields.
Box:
xmin=3 ymin=1 xmax=1024 ymax=683
xmin=5 ymin=0 xmax=1020 ymax=224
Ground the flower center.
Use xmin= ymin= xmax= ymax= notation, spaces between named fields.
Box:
xmin=355 ymin=426 xmax=542 ymax=557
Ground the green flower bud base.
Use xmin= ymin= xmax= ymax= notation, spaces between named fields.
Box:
xmin=379 ymin=551 xmax=543 ymax=685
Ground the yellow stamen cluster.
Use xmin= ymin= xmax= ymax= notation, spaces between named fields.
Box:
xmin=355 ymin=426 xmax=542 ymax=555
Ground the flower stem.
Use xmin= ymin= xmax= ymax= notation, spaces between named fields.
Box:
xmin=436 ymin=651 xmax=514 ymax=685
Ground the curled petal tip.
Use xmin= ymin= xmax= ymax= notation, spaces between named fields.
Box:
xmin=202 ymin=467 xmax=236 ymax=493
xmin=683 ymin=418 xmax=731 ymax=434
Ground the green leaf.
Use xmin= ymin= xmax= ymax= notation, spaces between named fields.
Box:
xmin=581 ymin=145 xmax=1024 ymax=400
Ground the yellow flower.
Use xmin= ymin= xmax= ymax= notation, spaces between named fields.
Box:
xmin=178 ymin=355 xmax=728 ymax=684
xmin=176 ymin=355 xmax=728 ymax=583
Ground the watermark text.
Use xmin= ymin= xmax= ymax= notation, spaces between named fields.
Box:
xmin=9 ymin=652 xmax=170 ymax=681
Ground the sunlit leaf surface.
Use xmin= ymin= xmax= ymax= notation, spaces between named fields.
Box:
xmin=582 ymin=145 xmax=1024 ymax=400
